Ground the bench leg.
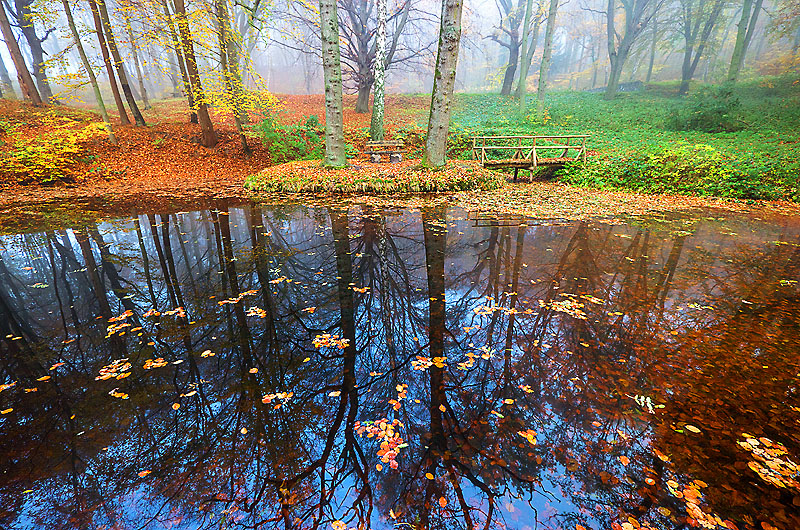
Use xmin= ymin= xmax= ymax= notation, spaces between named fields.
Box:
xmin=389 ymin=153 xmax=402 ymax=163
xmin=370 ymin=154 xmax=381 ymax=163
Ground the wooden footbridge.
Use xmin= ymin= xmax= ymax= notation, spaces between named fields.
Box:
xmin=472 ymin=135 xmax=589 ymax=171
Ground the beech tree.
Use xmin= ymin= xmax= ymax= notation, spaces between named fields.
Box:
xmin=0 ymin=1 xmax=42 ymax=104
xmin=422 ymin=0 xmax=464 ymax=168
xmin=62 ymin=0 xmax=116 ymax=144
xmin=88 ymin=0 xmax=130 ymax=124
xmin=320 ymin=0 xmax=347 ymax=166
xmin=605 ymin=0 xmax=655 ymax=99
xmin=0 ymin=54 xmax=13 ymax=97
xmin=490 ymin=0 xmax=526 ymax=96
xmin=536 ymin=0 xmax=559 ymax=111
xmin=728 ymin=0 xmax=764 ymax=81
xmin=516 ymin=0 xmax=538 ymax=110
xmin=94 ymin=0 xmax=146 ymax=125
xmin=677 ymin=0 xmax=726 ymax=94
xmin=173 ymin=0 xmax=218 ymax=147
xmin=12 ymin=0 xmax=54 ymax=102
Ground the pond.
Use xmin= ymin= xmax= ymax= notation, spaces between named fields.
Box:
xmin=1 ymin=201 xmax=799 ymax=530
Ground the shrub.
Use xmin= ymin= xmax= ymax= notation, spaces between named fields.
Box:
xmin=0 ymin=122 xmax=105 ymax=184
xmin=559 ymin=142 xmax=798 ymax=201
xmin=251 ymin=115 xmax=324 ymax=163
xmin=666 ymin=84 xmax=745 ymax=132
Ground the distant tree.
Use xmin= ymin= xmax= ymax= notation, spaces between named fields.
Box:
xmin=62 ymin=0 xmax=116 ymax=144
xmin=536 ymin=0 xmax=559 ymax=112
xmin=0 ymin=54 xmax=13 ymax=97
xmin=605 ymin=0 xmax=657 ymax=99
xmin=173 ymin=0 xmax=218 ymax=147
xmin=11 ymin=0 xmax=54 ymax=101
xmin=93 ymin=0 xmax=146 ymax=125
xmin=277 ymin=0 xmax=429 ymax=113
xmin=727 ymin=0 xmax=764 ymax=81
xmin=319 ymin=0 xmax=347 ymax=166
xmin=516 ymin=0 xmax=540 ymax=109
xmin=0 ymin=1 xmax=42 ymax=104
xmin=490 ymin=0 xmax=526 ymax=96
xmin=422 ymin=0 xmax=464 ymax=167
xmin=87 ymin=0 xmax=130 ymax=124
xmin=123 ymin=12 xmax=150 ymax=109
xmin=677 ymin=0 xmax=726 ymax=94
xmin=214 ymin=0 xmax=249 ymax=152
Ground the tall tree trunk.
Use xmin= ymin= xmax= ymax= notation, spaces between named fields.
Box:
xmin=214 ymin=0 xmax=248 ymax=152
xmin=319 ymin=0 xmax=347 ymax=166
xmin=62 ymin=0 xmax=116 ymax=144
xmin=88 ymin=0 xmax=129 ymax=124
xmin=500 ymin=36 xmax=520 ymax=96
xmin=162 ymin=0 xmax=196 ymax=123
xmin=0 ymin=3 xmax=41 ymax=104
xmin=646 ymin=12 xmax=657 ymax=82
xmin=94 ymin=0 xmax=146 ymax=125
xmin=727 ymin=0 xmax=763 ymax=81
xmin=422 ymin=0 xmax=464 ymax=168
xmin=0 ymin=53 xmax=14 ymax=98
xmin=517 ymin=0 xmax=535 ymax=111
xmin=355 ymin=77 xmax=371 ymax=114
xmin=369 ymin=0 xmax=387 ymax=141
xmin=173 ymin=0 xmax=218 ymax=147
xmin=14 ymin=0 xmax=53 ymax=102
xmin=536 ymin=0 xmax=559 ymax=113
xmin=125 ymin=16 xmax=150 ymax=109
xmin=679 ymin=0 xmax=724 ymax=95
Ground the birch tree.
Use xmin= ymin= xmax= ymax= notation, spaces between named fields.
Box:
xmin=422 ymin=0 xmax=464 ymax=168
xmin=319 ymin=0 xmax=347 ymax=166
xmin=369 ymin=0 xmax=387 ymax=141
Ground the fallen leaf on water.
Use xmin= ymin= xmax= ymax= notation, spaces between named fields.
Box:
xmin=425 ymin=473 xmax=434 ymax=480
xmin=172 ymin=403 xmax=180 ymax=410
xmin=1 ymin=408 xmax=12 ymax=414
xmin=439 ymin=497 xmax=447 ymax=508
xmin=685 ymin=424 xmax=701 ymax=433
xmin=138 ymin=470 xmax=151 ymax=477
xmin=619 ymin=455 xmax=630 ymax=466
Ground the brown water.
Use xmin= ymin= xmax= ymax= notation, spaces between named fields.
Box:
xmin=1 ymin=202 xmax=799 ymax=530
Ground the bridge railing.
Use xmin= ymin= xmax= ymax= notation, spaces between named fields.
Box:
xmin=471 ymin=135 xmax=589 ymax=167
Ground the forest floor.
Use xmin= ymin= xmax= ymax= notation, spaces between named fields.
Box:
xmin=2 ymin=84 xmax=800 ymax=234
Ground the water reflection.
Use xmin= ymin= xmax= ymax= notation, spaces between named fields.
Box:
xmin=1 ymin=203 xmax=799 ymax=530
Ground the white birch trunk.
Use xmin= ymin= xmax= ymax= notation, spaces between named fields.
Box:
xmin=370 ymin=0 xmax=387 ymax=141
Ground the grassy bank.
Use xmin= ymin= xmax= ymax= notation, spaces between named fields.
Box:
xmin=447 ymin=76 xmax=800 ymax=201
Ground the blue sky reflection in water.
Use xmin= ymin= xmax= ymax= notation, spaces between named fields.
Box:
xmin=0 ymin=203 xmax=799 ymax=530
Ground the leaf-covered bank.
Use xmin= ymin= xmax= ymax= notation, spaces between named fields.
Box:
xmin=244 ymin=159 xmax=505 ymax=193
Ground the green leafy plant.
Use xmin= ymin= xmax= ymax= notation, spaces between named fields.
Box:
xmin=666 ymin=84 xmax=744 ymax=132
xmin=251 ymin=114 xmax=325 ymax=163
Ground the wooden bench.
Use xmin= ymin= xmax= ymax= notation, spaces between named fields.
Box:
xmin=364 ymin=140 xmax=405 ymax=163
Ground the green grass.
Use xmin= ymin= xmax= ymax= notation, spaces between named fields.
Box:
xmin=448 ymin=75 xmax=800 ymax=201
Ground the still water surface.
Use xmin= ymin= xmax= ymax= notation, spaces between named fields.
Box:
xmin=1 ymin=203 xmax=799 ymax=530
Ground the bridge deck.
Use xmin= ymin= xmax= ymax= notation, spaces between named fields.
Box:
xmin=472 ymin=135 xmax=589 ymax=170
